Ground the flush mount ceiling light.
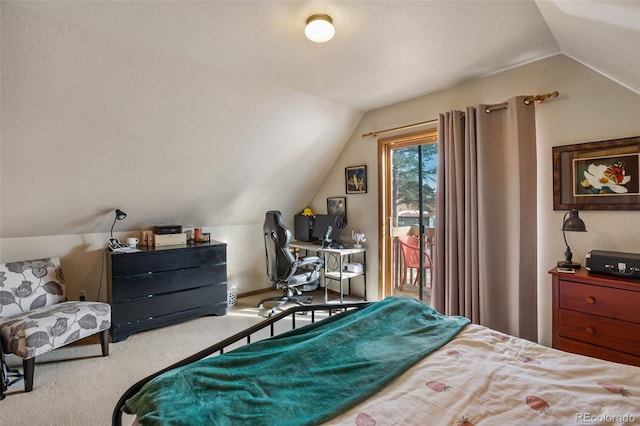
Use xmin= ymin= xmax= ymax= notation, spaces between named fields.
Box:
xmin=305 ymin=14 xmax=335 ymax=43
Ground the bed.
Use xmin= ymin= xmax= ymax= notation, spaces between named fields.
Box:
xmin=113 ymin=297 xmax=640 ymax=425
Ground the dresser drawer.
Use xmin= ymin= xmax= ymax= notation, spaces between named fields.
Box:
xmin=559 ymin=281 xmax=640 ymax=324
xmin=111 ymin=244 xmax=226 ymax=277
xmin=558 ymin=309 xmax=640 ymax=356
xmin=111 ymin=263 xmax=226 ymax=303
xmin=112 ymin=284 xmax=227 ymax=325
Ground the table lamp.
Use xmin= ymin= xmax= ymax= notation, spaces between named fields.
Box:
xmin=557 ymin=209 xmax=586 ymax=269
xmin=110 ymin=208 xmax=127 ymax=238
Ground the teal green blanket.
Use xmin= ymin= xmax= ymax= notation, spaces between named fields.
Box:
xmin=124 ymin=297 xmax=469 ymax=425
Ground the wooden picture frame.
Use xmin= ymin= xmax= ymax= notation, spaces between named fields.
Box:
xmin=552 ymin=136 xmax=640 ymax=210
xmin=327 ymin=197 xmax=347 ymax=217
xmin=141 ymin=230 xmax=154 ymax=247
xmin=345 ymin=165 xmax=367 ymax=194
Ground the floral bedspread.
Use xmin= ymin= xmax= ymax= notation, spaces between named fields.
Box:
xmin=327 ymin=324 xmax=639 ymax=426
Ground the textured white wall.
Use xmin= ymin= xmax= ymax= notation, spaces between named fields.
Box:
xmin=0 ymin=3 xmax=360 ymax=297
xmin=0 ymin=4 xmax=362 ymax=239
xmin=312 ymin=54 xmax=640 ymax=346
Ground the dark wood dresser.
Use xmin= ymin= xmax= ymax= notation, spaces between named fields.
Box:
xmin=108 ymin=241 xmax=228 ymax=342
xmin=550 ymin=267 xmax=640 ymax=366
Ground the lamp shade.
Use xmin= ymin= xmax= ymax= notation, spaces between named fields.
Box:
xmin=305 ymin=14 xmax=335 ymax=43
xmin=562 ymin=209 xmax=586 ymax=232
xmin=115 ymin=209 xmax=127 ymax=221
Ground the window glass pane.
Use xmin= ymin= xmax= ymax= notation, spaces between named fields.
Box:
xmin=390 ymin=142 xmax=437 ymax=303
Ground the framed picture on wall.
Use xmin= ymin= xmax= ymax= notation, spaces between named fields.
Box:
xmin=552 ymin=136 xmax=640 ymax=210
xmin=345 ymin=165 xmax=367 ymax=194
xmin=327 ymin=197 xmax=347 ymax=217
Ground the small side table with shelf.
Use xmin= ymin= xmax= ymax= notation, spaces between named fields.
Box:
xmin=290 ymin=242 xmax=367 ymax=303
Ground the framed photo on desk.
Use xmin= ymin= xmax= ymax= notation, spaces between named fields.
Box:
xmin=327 ymin=197 xmax=346 ymax=217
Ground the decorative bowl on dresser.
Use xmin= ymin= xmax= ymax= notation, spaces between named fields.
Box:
xmin=549 ymin=267 xmax=640 ymax=366
xmin=108 ymin=241 xmax=228 ymax=342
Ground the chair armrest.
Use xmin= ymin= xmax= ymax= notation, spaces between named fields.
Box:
xmin=296 ymin=256 xmax=324 ymax=269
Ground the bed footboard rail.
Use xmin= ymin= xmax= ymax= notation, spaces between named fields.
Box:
xmin=112 ymin=301 xmax=372 ymax=426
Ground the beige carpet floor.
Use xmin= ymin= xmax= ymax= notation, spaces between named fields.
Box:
xmin=0 ymin=290 xmax=359 ymax=426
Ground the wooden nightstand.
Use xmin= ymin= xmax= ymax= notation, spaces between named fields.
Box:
xmin=550 ymin=267 xmax=640 ymax=366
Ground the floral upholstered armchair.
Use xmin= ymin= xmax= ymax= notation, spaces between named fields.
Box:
xmin=0 ymin=257 xmax=111 ymax=393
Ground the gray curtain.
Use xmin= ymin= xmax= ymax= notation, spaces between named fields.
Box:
xmin=432 ymin=97 xmax=538 ymax=342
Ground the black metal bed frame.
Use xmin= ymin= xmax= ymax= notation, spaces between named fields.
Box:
xmin=112 ymin=301 xmax=373 ymax=426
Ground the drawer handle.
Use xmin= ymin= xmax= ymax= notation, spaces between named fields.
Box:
xmin=585 ymin=326 xmax=595 ymax=335
xmin=586 ymin=296 xmax=595 ymax=304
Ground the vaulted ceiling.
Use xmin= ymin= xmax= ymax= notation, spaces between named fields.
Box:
xmin=13 ymin=0 xmax=640 ymax=111
xmin=1 ymin=1 xmax=638 ymax=237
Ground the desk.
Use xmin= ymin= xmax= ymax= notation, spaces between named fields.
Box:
xmin=290 ymin=241 xmax=367 ymax=303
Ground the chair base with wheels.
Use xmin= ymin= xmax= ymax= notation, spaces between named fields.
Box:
xmin=258 ymin=264 xmax=321 ymax=316
xmin=257 ymin=284 xmax=314 ymax=317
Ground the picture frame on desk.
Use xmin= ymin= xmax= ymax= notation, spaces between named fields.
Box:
xmin=327 ymin=197 xmax=346 ymax=217
xmin=552 ymin=136 xmax=640 ymax=211
xmin=141 ymin=230 xmax=154 ymax=246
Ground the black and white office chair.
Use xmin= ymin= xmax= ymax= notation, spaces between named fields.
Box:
xmin=258 ymin=211 xmax=324 ymax=316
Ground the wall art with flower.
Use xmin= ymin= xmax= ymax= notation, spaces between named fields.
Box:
xmin=553 ymin=136 xmax=640 ymax=211
xmin=574 ymin=154 xmax=639 ymax=196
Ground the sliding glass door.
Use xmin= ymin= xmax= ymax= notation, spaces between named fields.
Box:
xmin=378 ymin=128 xmax=437 ymax=303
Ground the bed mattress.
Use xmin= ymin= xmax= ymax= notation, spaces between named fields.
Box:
xmin=328 ymin=323 xmax=639 ymax=425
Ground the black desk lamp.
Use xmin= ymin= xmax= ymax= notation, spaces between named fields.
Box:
xmin=110 ymin=209 xmax=127 ymax=238
xmin=557 ymin=209 xmax=586 ymax=269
